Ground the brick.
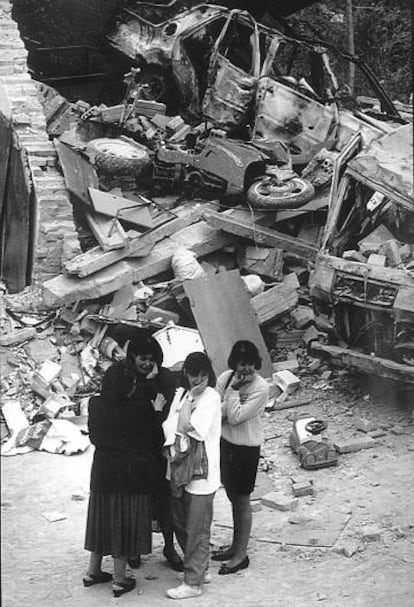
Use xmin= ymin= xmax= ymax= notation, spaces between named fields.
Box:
xmin=334 ymin=436 xmax=377 ymax=454
xmin=273 ymin=370 xmax=301 ymax=394
xmin=355 ymin=418 xmax=379 ymax=433
xmin=367 ymin=253 xmax=386 ymax=266
xmin=368 ymin=429 xmax=387 ymax=439
xmin=321 ymin=370 xmax=332 ymax=381
xmin=361 ymin=526 xmax=382 ymax=542
xmin=261 ymin=491 xmax=298 ymax=512
xmin=292 ymin=482 xmax=314 ymax=497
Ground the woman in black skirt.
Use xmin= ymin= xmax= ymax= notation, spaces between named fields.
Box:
xmin=212 ymin=341 xmax=269 ymax=575
xmin=83 ymin=352 xmax=162 ymax=597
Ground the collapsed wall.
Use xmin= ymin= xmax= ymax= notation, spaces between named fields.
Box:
xmin=0 ymin=0 xmax=80 ymax=293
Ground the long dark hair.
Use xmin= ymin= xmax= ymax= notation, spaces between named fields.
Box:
xmin=180 ymin=352 xmax=216 ymax=390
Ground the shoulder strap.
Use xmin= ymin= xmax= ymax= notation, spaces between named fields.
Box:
xmin=224 ymin=371 xmax=235 ymax=391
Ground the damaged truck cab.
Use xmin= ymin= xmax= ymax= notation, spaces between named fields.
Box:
xmin=310 ymin=124 xmax=414 ymax=384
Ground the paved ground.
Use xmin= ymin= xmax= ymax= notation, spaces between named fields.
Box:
xmin=2 ymin=374 xmax=414 ymax=607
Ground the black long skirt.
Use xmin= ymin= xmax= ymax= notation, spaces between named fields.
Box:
xmin=84 ymin=491 xmax=152 ymax=556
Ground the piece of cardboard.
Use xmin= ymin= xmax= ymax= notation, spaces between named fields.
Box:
xmin=88 ymin=188 xmax=154 ymax=230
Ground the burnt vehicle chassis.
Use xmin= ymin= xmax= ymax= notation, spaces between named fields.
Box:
xmin=309 ymin=126 xmax=414 ymax=385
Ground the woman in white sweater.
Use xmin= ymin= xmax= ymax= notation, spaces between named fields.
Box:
xmin=213 ymin=341 xmax=269 ymax=575
xmin=162 ymin=352 xmax=221 ymax=600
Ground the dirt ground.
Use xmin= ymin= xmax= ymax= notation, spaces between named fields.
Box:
xmin=2 ymin=373 xmax=414 ymax=607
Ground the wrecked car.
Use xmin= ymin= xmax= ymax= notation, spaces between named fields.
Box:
xmin=309 ymin=124 xmax=414 ymax=384
xmin=107 ymin=3 xmax=268 ymax=126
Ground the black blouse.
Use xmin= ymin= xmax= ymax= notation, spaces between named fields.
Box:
xmin=88 ymin=363 xmax=178 ymax=494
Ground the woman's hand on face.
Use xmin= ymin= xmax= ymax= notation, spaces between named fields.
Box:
xmin=146 ymin=363 xmax=159 ymax=380
xmin=189 ymin=377 xmax=208 ymax=399
xmin=151 ymin=393 xmax=166 ymax=412
xmin=231 ymin=370 xmax=255 ymax=390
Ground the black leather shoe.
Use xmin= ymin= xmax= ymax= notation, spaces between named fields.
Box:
xmin=218 ymin=556 xmax=249 ymax=575
xmin=127 ymin=556 xmax=141 ymax=569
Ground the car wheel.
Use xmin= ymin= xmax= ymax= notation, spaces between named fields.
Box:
xmin=247 ymin=176 xmax=315 ymax=210
xmin=85 ymin=138 xmax=151 ymax=176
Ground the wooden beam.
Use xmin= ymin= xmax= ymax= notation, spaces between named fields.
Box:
xmin=128 ymin=220 xmax=234 ymax=282
xmin=311 ymin=342 xmax=414 ymax=383
xmin=64 ymin=203 xmax=217 ymax=277
xmin=42 ymin=260 xmax=134 ymax=307
xmin=203 ymin=209 xmax=318 ymax=261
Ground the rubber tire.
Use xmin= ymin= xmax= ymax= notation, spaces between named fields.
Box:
xmin=247 ymin=176 xmax=315 ymax=210
xmin=86 ymin=138 xmax=151 ymax=177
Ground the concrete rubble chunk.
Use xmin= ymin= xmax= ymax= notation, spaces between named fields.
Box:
xmin=358 ymin=224 xmax=395 ymax=255
xmin=334 ymin=436 xmax=377 ymax=454
xmin=261 ymin=491 xmax=298 ymax=512
xmin=290 ymin=305 xmax=315 ymax=329
xmin=272 ymin=359 xmax=299 ymax=374
xmin=0 ymin=327 xmax=36 ymax=346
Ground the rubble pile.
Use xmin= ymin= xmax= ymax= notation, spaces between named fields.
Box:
xmin=1 ymin=2 xmax=413 ymax=456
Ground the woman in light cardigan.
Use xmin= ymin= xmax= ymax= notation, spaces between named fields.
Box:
xmin=213 ymin=341 xmax=269 ymax=575
xmin=162 ymin=352 xmax=221 ymax=600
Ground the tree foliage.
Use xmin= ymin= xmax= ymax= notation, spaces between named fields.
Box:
xmin=287 ymin=1 xmax=412 ymax=102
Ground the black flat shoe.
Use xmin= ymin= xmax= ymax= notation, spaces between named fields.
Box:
xmin=163 ymin=547 xmax=184 ymax=572
xmin=112 ymin=577 xmax=136 ymax=598
xmin=127 ymin=556 xmax=141 ymax=569
xmin=82 ymin=571 xmax=112 ymax=587
xmin=211 ymin=548 xmax=234 ymax=562
xmin=218 ymin=556 xmax=249 ymax=575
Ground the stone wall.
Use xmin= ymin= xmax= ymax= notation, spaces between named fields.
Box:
xmin=0 ymin=0 xmax=80 ymax=290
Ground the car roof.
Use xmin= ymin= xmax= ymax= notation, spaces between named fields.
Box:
xmin=347 ymin=123 xmax=413 ymax=208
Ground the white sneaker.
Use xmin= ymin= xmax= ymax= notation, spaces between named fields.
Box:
xmin=176 ymin=571 xmax=211 ymax=584
xmin=166 ymin=583 xmax=203 ymax=599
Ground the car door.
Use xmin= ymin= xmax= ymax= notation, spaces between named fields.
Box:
xmin=201 ymin=10 xmax=260 ymax=131
xmin=253 ymin=37 xmax=338 ymax=165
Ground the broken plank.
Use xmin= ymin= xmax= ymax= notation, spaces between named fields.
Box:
xmin=203 ymin=209 xmax=317 ymax=261
xmin=64 ymin=203 xmax=217 ymax=277
xmin=128 ymin=220 xmax=234 ymax=282
xmin=55 ymin=140 xmax=126 ymax=251
xmin=183 ymin=269 xmax=273 ymax=377
xmin=42 ymin=261 xmax=133 ymax=307
xmin=84 ymin=209 xmax=128 ymax=251
xmin=251 ymin=281 xmax=299 ymax=325
xmin=272 ymin=398 xmax=312 ymax=411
